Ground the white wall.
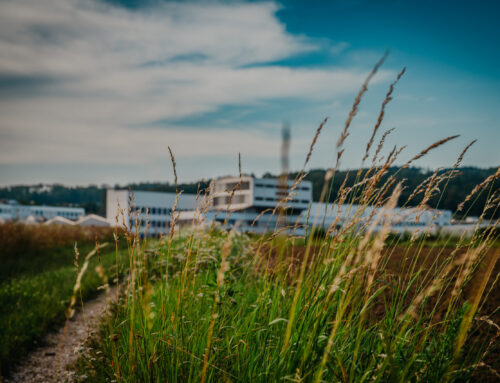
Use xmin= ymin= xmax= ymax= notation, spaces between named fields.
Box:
xmin=0 ymin=203 xmax=84 ymax=221
xmin=211 ymin=176 xmax=313 ymax=212
xmin=106 ymin=189 xmax=200 ymax=236
xmin=106 ymin=189 xmax=130 ymax=225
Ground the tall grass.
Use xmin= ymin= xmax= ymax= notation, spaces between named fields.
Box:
xmin=0 ymin=223 xmax=115 ymax=279
xmin=76 ymin=58 xmax=499 ymax=382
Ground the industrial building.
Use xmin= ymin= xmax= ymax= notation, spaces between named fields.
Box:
xmin=0 ymin=201 xmax=85 ymax=222
xmin=104 ymin=176 xmax=460 ymax=237
xmin=106 ymin=189 xmax=199 ymax=237
xmin=299 ymin=203 xmax=453 ymax=235
xmin=206 ymin=176 xmax=313 ymax=234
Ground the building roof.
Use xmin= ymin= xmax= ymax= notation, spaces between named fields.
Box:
xmin=76 ymin=214 xmax=111 ymax=227
xmin=44 ymin=216 xmax=75 ymax=226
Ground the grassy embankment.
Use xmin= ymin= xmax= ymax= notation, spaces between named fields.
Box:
xmin=75 ymin=57 xmax=500 ymax=382
xmin=0 ymin=223 xmax=129 ymax=376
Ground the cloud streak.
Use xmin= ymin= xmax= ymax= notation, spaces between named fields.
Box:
xmin=0 ymin=0 xmax=392 ymax=174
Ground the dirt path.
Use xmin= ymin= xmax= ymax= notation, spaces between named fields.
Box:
xmin=5 ymin=286 xmax=118 ymax=383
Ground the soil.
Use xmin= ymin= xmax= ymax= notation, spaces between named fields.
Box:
xmin=4 ymin=286 xmax=118 ymax=383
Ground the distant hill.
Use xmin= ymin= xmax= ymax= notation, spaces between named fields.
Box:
xmin=0 ymin=167 xmax=497 ymax=217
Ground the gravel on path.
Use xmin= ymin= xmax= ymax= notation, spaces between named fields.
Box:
xmin=5 ymin=285 xmax=118 ymax=383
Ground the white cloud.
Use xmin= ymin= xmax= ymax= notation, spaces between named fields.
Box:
xmin=0 ymin=0 xmax=392 ymax=172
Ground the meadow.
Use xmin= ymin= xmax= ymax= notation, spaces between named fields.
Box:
xmin=72 ymin=59 xmax=499 ymax=382
xmin=0 ymin=223 xmax=128 ymax=376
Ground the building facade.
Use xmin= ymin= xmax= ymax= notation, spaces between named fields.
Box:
xmin=105 ymin=178 xmax=456 ymax=237
xmin=106 ymin=189 xmax=199 ymax=237
xmin=0 ymin=201 xmax=85 ymax=222
xmin=299 ymin=202 xmax=453 ymax=235
xmin=207 ymin=176 xmax=313 ymax=233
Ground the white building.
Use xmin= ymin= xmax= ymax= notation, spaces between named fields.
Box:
xmin=106 ymin=189 xmax=199 ymax=237
xmin=300 ymin=202 xmax=453 ymax=235
xmin=0 ymin=201 xmax=85 ymax=222
xmin=206 ymin=176 xmax=313 ymax=234
xmin=105 ymin=179 xmax=459 ymax=238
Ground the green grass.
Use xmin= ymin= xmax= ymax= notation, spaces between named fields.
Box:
xmin=75 ymin=225 xmax=498 ymax=382
xmin=0 ymin=240 xmax=128 ymax=376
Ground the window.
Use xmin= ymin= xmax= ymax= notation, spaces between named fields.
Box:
xmin=233 ymin=195 xmax=246 ymax=204
xmin=255 ymin=197 xmax=263 ymax=201
xmin=225 ymin=181 xmax=249 ymax=191
xmin=265 ymin=197 xmax=274 ymax=201
xmin=214 ymin=196 xmax=229 ymax=206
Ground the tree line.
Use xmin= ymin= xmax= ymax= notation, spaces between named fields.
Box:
xmin=0 ymin=166 xmax=496 ymax=218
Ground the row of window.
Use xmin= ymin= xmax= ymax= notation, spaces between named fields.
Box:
xmin=32 ymin=210 xmax=81 ymax=218
xmin=214 ymin=195 xmax=247 ymax=206
xmin=391 ymin=221 xmax=446 ymax=227
xmin=217 ymin=182 xmax=311 ymax=192
xmin=133 ymin=206 xmax=172 ymax=215
xmin=255 ymin=196 xmax=309 ymax=204
xmin=254 ymin=183 xmax=311 ymax=191
xmin=220 ymin=181 xmax=251 ymax=191
xmin=0 ymin=208 xmax=81 ymax=218
xmin=129 ymin=219 xmax=169 ymax=228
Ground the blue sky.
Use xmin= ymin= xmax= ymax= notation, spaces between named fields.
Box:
xmin=0 ymin=0 xmax=498 ymax=186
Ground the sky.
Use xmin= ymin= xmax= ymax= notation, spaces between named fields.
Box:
xmin=0 ymin=0 xmax=498 ymax=186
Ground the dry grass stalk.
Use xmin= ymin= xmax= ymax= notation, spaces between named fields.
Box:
xmin=405 ymin=169 xmax=460 ymax=206
xmin=223 ymin=153 xmax=243 ymax=226
xmin=452 ymin=139 xmax=477 ymax=170
xmin=457 ymin=166 xmax=500 ymax=211
xmin=363 ymin=67 xmax=406 ymax=163
xmin=361 ymin=144 xmax=403 ymax=205
xmin=413 ymin=168 xmax=442 ymax=224
xmin=168 ymin=146 xmax=178 ymax=193
xmin=55 ymin=242 xmax=109 ymax=380
xmin=304 ymin=117 xmax=328 ymax=168
xmin=403 ymin=135 xmax=460 ymax=168
xmin=451 ymin=243 xmax=487 ymax=299
xmin=480 ymin=191 xmax=500 ymax=218
xmin=372 ymin=127 xmax=395 ymax=164
xmin=337 ymin=51 xmax=388 ymax=150
xmin=67 ymin=243 xmax=109 ymax=318
xmin=167 ymin=147 xmax=182 ymax=239
xmin=326 ymin=174 xmax=352 ymax=237
xmin=251 ymin=208 xmax=273 ymax=227
xmin=272 ymin=172 xmax=309 ymax=216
